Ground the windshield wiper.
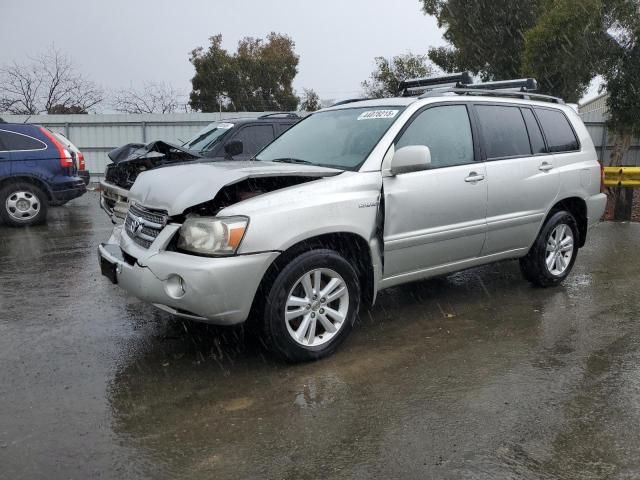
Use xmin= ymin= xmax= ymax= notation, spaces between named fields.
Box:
xmin=270 ymin=158 xmax=313 ymax=165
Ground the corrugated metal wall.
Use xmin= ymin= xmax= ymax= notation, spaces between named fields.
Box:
xmin=2 ymin=109 xmax=638 ymax=174
xmin=1 ymin=112 xmax=274 ymax=174
xmin=580 ymin=109 xmax=640 ymax=166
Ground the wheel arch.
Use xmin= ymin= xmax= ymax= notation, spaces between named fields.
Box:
xmin=547 ymin=196 xmax=588 ymax=247
xmin=250 ymin=232 xmax=376 ymax=322
xmin=0 ymin=175 xmax=53 ymax=201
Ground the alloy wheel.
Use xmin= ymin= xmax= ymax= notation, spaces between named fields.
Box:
xmin=545 ymin=223 xmax=574 ymax=276
xmin=284 ymin=268 xmax=350 ymax=347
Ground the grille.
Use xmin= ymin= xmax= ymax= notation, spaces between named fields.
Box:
xmin=124 ymin=203 xmax=168 ymax=249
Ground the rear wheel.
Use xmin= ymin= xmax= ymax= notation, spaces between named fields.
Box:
xmin=260 ymin=249 xmax=360 ymax=362
xmin=0 ymin=182 xmax=48 ymax=227
xmin=519 ymin=210 xmax=578 ymax=287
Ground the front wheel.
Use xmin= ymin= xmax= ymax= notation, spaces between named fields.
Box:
xmin=261 ymin=249 xmax=361 ymax=362
xmin=0 ymin=182 xmax=48 ymax=227
xmin=519 ymin=210 xmax=579 ymax=287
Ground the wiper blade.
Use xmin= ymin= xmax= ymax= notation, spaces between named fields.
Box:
xmin=270 ymin=158 xmax=313 ymax=165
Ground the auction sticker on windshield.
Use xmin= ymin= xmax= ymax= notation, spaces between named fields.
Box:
xmin=357 ymin=110 xmax=399 ymax=120
xmin=217 ymin=123 xmax=234 ymax=129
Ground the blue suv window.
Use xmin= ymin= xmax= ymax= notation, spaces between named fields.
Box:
xmin=0 ymin=130 xmax=46 ymax=151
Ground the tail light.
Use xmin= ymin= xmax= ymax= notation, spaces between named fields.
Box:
xmin=77 ymin=151 xmax=86 ymax=170
xmin=39 ymin=127 xmax=73 ymax=168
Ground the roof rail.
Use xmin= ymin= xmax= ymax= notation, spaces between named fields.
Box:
xmin=419 ymin=87 xmax=565 ymax=104
xmin=258 ymin=112 xmax=301 ymax=119
xmin=399 ymin=72 xmax=473 ymax=97
xmin=330 ymin=98 xmax=372 ymax=107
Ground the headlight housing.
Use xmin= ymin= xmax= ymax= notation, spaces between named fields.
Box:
xmin=177 ymin=216 xmax=248 ymax=256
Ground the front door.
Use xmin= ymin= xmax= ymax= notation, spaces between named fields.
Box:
xmin=382 ymin=104 xmax=487 ymax=278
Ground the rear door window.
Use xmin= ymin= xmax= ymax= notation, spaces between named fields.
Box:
xmin=475 ymin=105 xmax=532 ymax=159
xmin=534 ymin=108 xmax=579 ymax=152
xmin=521 ymin=108 xmax=547 ymax=154
xmin=0 ymin=130 xmax=46 ymax=151
xmin=232 ymin=124 xmax=275 ymax=156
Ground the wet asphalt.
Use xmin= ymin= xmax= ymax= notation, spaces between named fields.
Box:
xmin=1 ymin=191 xmax=639 ymax=479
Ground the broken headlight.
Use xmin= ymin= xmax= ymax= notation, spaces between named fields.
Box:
xmin=177 ymin=216 xmax=248 ymax=256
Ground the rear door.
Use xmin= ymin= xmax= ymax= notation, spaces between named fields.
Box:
xmin=476 ymin=104 xmax=560 ymax=255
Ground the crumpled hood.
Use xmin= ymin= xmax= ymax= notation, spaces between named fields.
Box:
xmin=108 ymin=140 xmax=201 ymax=164
xmin=129 ymin=161 xmax=342 ymax=216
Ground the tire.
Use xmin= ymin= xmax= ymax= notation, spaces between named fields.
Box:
xmin=519 ymin=210 xmax=579 ymax=287
xmin=260 ymin=249 xmax=361 ymax=362
xmin=0 ymin=182 xmax=48 ymax=227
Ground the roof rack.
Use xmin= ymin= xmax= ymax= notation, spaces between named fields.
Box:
xmin=399 ymin=72 xmax=473 ymax=97
xmin=398 ymin=72 xmax=564 ymax=104
xmin=419 ymin=87 xmax=564 ymax=104
xmin=258 ymin=112 xmax=300 ymax=119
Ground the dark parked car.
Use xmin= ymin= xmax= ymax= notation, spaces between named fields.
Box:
xmin=100 ymin=113 xmax=301 ymax=221
xmin=0 ymin=120 xmax=87 ymax=227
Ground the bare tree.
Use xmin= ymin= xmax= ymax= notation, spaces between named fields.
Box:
xmin=111 ymin=82 xmax=183 ymax=114
xmin=0 ymin=47 xmax=103 ymax=114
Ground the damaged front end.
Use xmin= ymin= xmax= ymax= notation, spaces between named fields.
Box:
xmin=101 ymin=141 xmax=202 ymax=221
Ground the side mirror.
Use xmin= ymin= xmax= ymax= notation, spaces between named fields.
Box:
xmin=389 ymin=145 xmax=431 ymax=175
xmin=224 ymin=140 xmax=243 ymax=158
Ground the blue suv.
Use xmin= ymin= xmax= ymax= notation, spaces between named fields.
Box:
xmin=0 ymin=121 xmax=87 ymax=227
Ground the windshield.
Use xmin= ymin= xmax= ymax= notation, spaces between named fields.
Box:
xmin=182 ymin=122 xmax=234 ymax=152
xmin=255 ymin=107 xmax=405 ymax=170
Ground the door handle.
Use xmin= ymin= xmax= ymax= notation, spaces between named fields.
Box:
xmin=539 ymin=162 xmax=553 ymax=172
xmin=464 ymin=172 xmax=485 ymax=183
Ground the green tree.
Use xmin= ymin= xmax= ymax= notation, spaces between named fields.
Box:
xmin=420 ymin=0 xmax=606 ymax=101
xmin=299 ymin=88 xmax=321 ymax=111
xmin=421 ymin=0 xmax=541 ymax=80
xmin=522 ymin=0 xmax=611 ymax=102
xmin=362 ymin=53 xmax=435 ymax=98
xmin=189 ymin=33 xmax=299 ymax=112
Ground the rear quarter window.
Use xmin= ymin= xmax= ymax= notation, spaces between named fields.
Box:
xmin=534 ymin=108 xmax=579 ymax=153
xmin=0 ymin=129 xmax=46 ymax=151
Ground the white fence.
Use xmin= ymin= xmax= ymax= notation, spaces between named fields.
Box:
xmin=1 ymin=112 xmax=275 ymax=174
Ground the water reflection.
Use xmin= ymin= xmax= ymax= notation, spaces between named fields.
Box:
xmin=106 ymin=260 xmax=559 ymax=479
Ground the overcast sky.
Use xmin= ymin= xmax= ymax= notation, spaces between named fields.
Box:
xmin=1 ymin=0 xmax=600 ymax=108
xmin=0 ymin=0 xmax=446 ymax=106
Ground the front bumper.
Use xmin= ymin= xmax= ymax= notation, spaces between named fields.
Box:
xmin=100 ymin=180 xmax=129 ymax=223
xmin=98 ymin=226 xmax=280 ymax=325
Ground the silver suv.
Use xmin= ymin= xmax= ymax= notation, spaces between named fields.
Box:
xmin=99 ymin=76 xmax=607 ymax=362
